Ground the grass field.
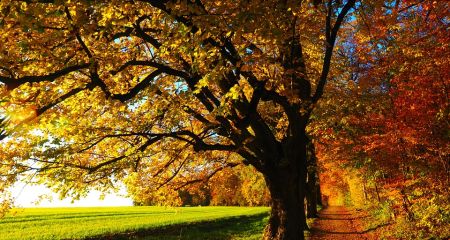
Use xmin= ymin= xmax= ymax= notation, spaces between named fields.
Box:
xmin=0 ymin=206 xmax=269 ymax=240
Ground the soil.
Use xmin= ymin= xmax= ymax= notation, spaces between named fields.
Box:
xmin=308 ymin=206 xmax=377 ymax=240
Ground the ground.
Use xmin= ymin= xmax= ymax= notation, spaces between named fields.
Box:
xmin=308 ymin=206 xmax=377 ymax=240
xmin=0 ymin=206 xmax=269 ymax=240
xmin=3 ymin=206 xmax=390 ymax=239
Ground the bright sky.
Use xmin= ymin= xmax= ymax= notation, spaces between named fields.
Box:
xmin=11 ymin=182 xmax=133 ymax=208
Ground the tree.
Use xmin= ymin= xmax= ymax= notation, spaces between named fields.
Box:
xmin=0 ymin=1 xmax=356 ymax=239
xmin=305 ymin=138 xmax=319 ymax=218
xmin=208 ymin=164 xmax=270 ymax=206
xmin=128 ymin=164 xmax=270 ymax=207
xmin=350 ymin=2 xmax=449 ymax=237
xmin=309 ymin=1 xmax=449 ymax=238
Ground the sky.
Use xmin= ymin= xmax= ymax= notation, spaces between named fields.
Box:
xmin=11 ymin=182 xmax=133 ymax=208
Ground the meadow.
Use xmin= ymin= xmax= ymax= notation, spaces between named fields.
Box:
xmin=0 ymin=206 xmax=269 ymax=240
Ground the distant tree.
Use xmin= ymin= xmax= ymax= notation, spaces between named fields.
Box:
xmin=130 ymin=164 xmax=270 ymax=207
xmin=209 ymin=165 xmax=270 ymax=206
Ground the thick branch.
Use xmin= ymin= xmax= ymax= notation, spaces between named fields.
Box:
xmin=112 ymin=69 xmax=163 ymax=102
xmin=0 ymin=63 xmax=90 ymax=90
xmin=75 ymin=130 xmax=235 ymax=173
xmin=312 ymin=0 xmax=356 ymax=103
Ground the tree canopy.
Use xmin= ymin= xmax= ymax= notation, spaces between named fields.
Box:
xmin=1 ymin=0 xmax=448 ymax=239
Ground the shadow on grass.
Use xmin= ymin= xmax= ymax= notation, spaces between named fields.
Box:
xmin=83 ymin=213 xmax=269 ymax=240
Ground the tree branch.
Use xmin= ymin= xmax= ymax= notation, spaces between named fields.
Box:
xmin=0 ymin=63 xmax=90 ymax=90
xmin=312 ymin=0 xmax=356 ymax=104
xmin=112 ymin=69 xmax=163 ymax=102
xmin=174 ymin=162 xmax=240 ymax=190
xmin=36 ymin=85 xmax=88 ymax=115
xmin=64 ymin=6 xmax=93 ymax=58
xmin=110 ymin=60 xmax=188 ymax=78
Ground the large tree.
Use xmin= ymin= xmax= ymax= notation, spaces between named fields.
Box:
xmin=0 ymin=0 xmax=356 ymax=239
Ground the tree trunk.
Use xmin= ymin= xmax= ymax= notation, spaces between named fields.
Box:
xmin=306 ymin=184 xmax=318 ymax=218
xmin=316 ymin=184 xmax=323 ymax=206
xmin=362 ymin=182 xmax=368 ymax=201
xmin=374 ymin=182 xmax=381 ymax=203
xmin=400 ymin=189 xmax=413 ymax=221
xmin=306 ymin=139 xmax=318 ymax=218
xmin=261 ymin=131 xmax=308 ymax=240
xmin=263 ymin=169 xmax=307 ymax=240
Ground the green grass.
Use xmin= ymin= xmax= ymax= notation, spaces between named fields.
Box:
xmin=0 ymin=206 xmax=269 ymax=240
xmin=105 ymin=213 xmax=269 ymax=240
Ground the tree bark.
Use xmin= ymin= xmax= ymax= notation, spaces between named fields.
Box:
xmin=306 ymin=139 xmax=318 ymax=218
xmin=374 ymin=182 xmax=381 ymax=203
xmin=261 ymin=131 xmax=308 ymax=240
xmin=316 ymin=184 xmax=323 ymax=206
xmin=363 ymin=182 xmax=368 ymax=201
xmin=263 ymin=169 xmax=307 ymax=240
xmin=306 ymin=185 xmax=318 ymax=218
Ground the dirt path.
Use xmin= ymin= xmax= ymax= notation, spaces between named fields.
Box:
xmin=308 ymin=206 xmax=374 ymax=240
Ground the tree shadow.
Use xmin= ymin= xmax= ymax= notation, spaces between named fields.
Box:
xmin=310 ymin=222 xmax=391 ymax=235
xmin=316 ymin=217 xmax=364 ymax=220
xmin=319 ymin=213 xmax=352 ymax=216
xmin=83 ymin=213 xmax=269 ymax=240
xmin=311 ymin=230 xmax=365 ymax=234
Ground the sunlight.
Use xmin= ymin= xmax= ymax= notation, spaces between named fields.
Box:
xmin=11 ymin=183 xmax=133 ymax=208
xmin=7 ymin=105 xmax=37 ymax=124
